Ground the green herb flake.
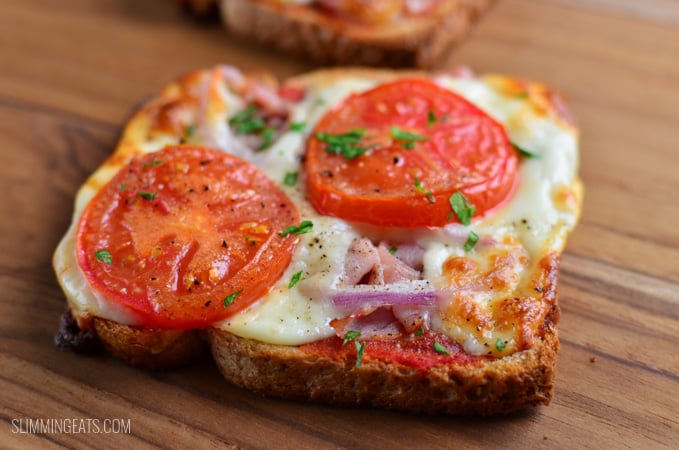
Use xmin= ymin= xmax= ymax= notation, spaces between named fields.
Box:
xmin=427 ymin=110 xmax=437 ymax=126
xmin=119 ymin=183 xmax=126 ymax=192
xmin=288 ymin=270 xmax=304 ymax=289
xmin=496 ymin=338 xmax=507 ymax=352
xmin=513 ymin=143 xmax=537 ymax=158
xmin=223 ymin=289 xmax=242 ymax=308
xmin=143 ymin=157 xmax=163 ymax=168
xmin=279 ymin=220 xmax=313 ymax=237
xmin=464 ymin=231 xmax=480 ymax=251
xmin=391 ymin=127 xmax=428 ymax=149
xmin=316 ymin=129 xmax=367 ymax=160
xmin=414 ymin=177 xmax=435 ymax=203
xmin=283 ymin=171 xmax=298 ymax=186
xmin=415 ymin=327 xmax=424 ymax=336
xmin=95 ymin=249 xmax=113 ymax=264
xmin=433 ymin=341 xmax=450 ymax=355
xmin=448 ymin=191 xmax=476 ymax=226
xmin=257 ymin=127 xmax=275 ymax=151
xmin=343 ymin=330 xmax=361 ymax=345
xmin=186 ymin=124 xmax=196 ymax=138
xmin=354 ymin=341 xmax=365 ymax=367
xmin=138 ymin=191 xmax=157 ymax=201
xmin=388 ymin=246 xmax=398 ymax=255
xmin=289 ymin=122 xmax=306 ymax=132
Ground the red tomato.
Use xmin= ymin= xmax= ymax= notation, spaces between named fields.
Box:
xmin=305 ymin=79 xmax=518 ymax=227
xmin=77 ymin=146 xmax=299 ymax=329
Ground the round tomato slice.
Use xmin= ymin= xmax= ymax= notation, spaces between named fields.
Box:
xmin=77 ymin=146 xmax=300 ymax=329
xmin=305 ymin=78 xmax=518 ymax=227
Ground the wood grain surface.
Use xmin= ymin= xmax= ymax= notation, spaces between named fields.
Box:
xmin=1 ymin=0 xmax=677 ymax=448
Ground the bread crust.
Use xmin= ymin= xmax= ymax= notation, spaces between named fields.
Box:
xmin=92 ymin=318 xmax=206 ymax=370
xmin=206 ymin=326 xmax=557 ymax=415
xmin=220 ymin=0 xmax=495 ymax=68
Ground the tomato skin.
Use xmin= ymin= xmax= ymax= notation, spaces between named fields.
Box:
xmin=77 ymin=146 xmax=299 ymax=329
xmin=305 ymin=79 xmax=518 ymax=227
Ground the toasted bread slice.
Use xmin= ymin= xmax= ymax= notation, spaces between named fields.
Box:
xmin=220 ymin=0 xmax=494 ymax=68
xmin=54 ymin=65 xmax=581 ymax=413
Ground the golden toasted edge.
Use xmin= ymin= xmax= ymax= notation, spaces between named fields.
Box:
xmin=220 ymin=0 xmax=495 ymax=68
xmin=206 ymin=326 xmax=558 ymax=415
xmin=92 ymin=318 xmax=206 ymax=370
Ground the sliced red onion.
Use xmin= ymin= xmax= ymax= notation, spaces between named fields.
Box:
xmin=219 ymin=65 xmax=247 ymax=91
xmin=331 ymin=281 xmax=438 ymax=310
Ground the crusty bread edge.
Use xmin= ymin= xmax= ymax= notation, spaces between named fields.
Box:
xmin=92 ymin=318 xmax=206 ymax=370
xmin=220 ymin=0 xmax=495 ymax=68
xmin=206 ymin=324 xmax=558 ymax=415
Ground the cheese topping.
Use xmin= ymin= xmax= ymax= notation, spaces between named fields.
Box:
xmin=53 ymin=69 xmax=581 ymax=356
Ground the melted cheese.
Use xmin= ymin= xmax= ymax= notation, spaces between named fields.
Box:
xmin=54 ymin=71 xmax=581 ymax=355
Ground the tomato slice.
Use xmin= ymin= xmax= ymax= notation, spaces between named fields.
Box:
xmin=77 ymin=146 xmax=300 ymax=329
xmin=305 ymin=79 xmax=518 ymax=227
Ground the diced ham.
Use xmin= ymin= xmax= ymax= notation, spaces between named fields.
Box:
xmin=342 ymin=237 xmax=383 ymax=285
xmin=330 ymin=307 xmax=403 ymax=340
xmin=377 ymin=243 xmax=420 ymax=283
xmin=392 ymin=305 xmax=430 ymax=333
xmin=384 ymin=243 xmax=424 ymax=271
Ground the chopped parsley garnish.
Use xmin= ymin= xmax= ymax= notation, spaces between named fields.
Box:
xmin=316 ymin=129 xmax=367 ymax=160
xmin=414 ymin=176 xmax=435 ymax=203
xmin=289 ymin=122 xmax=306 ymax=132
xmin=288 ymin=270 xmax=304 ymax=289
xmin=343 ymin=330 xmax=365 ymax=367
xmin=513 ymin=143 xmax=537 ymax=158
xmin=433 ymin=341 xmax=450 ymax=355
xmin=223 ymin=289 xmax=242 ymax=308
xmin=464 ymin=231 xmax=479 ymax=251
xmin=138 ymin=191 xmax=157 ymax=201
xmin=354 ymin=341 xmax=365 ymax=367
xmin=229 ymin=105 xmax=264 ymax=134
xmin=448 ymin=191 xmax=476 ymax=225
xmin=94 ymin=249 xmax=113 ymax=264
xmin=143 ymin=157 xmax=163 ymax=168
xmin=496 ymin=338 xmax=507 ymax=352
xmin=119 ymin=183 xmax=126 ymax=192
xmin=257 ymin=127 xmax=275 ymax=151
xmin=391 ymin=127 xmax=428 ymax=149
xmin=343 ymin=330 xmax=361 ymax=345
xmin=279 ymin=220 xmax=313 ymax=237
xmin=427 ymin=110 xmax=437 ymax=126
xmin=415 ymin=327 xmax=424 ymax=336
xmin=283 ymin=171 xmax=298 ymax=186
xmin=186 ymin=124 xmax=196 ymax=138
xmin=388 ymin=246 xmax=398 ymax=255
xmin=228 ymin=105 xmax=276 ymax=151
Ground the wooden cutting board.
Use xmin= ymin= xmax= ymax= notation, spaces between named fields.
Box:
xmin=1 ymin=0 xmax=677 ymax=447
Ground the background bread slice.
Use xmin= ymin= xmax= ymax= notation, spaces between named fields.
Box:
xmin=220 ymin=0 xmax=495 ymax=68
